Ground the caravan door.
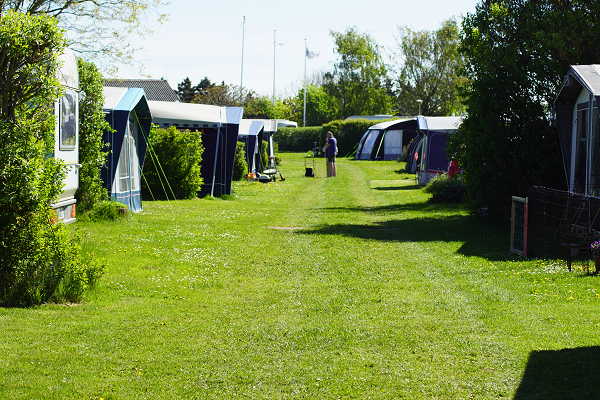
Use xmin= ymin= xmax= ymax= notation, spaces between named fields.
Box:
xmin=53 ymin=88 xmax=79 ymax=222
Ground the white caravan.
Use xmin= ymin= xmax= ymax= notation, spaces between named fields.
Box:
xmin=51 ymin=50 xmax=80 ymax=223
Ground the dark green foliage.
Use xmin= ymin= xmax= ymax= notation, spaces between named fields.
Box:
xmin=232 ymin=142 xmax=248 ymax=180
xmin=323 ymin=119 xmax=390 ymax=156
xmin=80 ymin=200 xmax=129 ymax=222
xmin=142 ymin=126 xmax=203 ymax=200
xmin=323 ymin=28 xmax=393 ymax=117
xmin=278 ymin=119 xmax=389 ymax=155
xmin=177 ymin=77 xmax=215 ymax=103
xmin=294 ymin=85 xmax=340 ymax=126
xmin=76 ymin=59 xmax=111 ymax=213
xmin=0 ymin=12 xmax=101 ymax=307
xmin=424 ymin=174 xmax=466 ymax=203
xmin=260 ymin=140 xmax=268 ymax=170
xmin=277 ymin=127 xmax=323 ymax=152
xmin=393 ymin=20 xmax=467 ymax=116
xmin=452 ymin=1 xmax=600 ymax=218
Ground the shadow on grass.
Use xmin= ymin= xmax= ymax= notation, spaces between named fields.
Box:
xmin=298 ymin=214 xmax=510 ymax=261
xmin=318 ymin=201 xmax=465 ymax=215
xmin=372 ymin=185 xmax=422 ymax=191
xmin=514 ymin=347 xmax=600 ymax=399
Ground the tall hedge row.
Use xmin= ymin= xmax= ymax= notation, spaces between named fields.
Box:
xmin=142 ymin=126 xmax=204 ymax=200
xmin=322 ymin=119 xmax=388 ymax=156
xmin=277 ymin=119 xmax=389 ymax=156
xmin=277 ymin=126 xmax=323 ymax=152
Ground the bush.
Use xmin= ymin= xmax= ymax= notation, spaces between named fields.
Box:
xmin=142 ymin=126 xmax=203 ymax=200
xmin=232 ymin=142 xmax=248 ymax=180
xmin=260 ymin=140 xmax=269 ymax=170
xmin=0 ymin=11 xmax=101 ymax=307
xmin=424 ymin=174 xmax=466 ymax=203
xmin=277 ymin=126 xmax=322 ymax=152
xmin=81 ymin=200 xmax=128 ymax=222
xmin=76 ymin=59 xmax=111 ymax=212
xmin=323 ymin=118 xmax=392 ymax=156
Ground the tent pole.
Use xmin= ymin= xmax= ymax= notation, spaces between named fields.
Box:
xmin=211 ymin=123 xmax=221 ymax=197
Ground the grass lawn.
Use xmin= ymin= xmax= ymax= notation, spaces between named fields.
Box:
xmin=3 ymin=153 xmax=600 ymax=399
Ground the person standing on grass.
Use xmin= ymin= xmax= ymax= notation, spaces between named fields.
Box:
xmin=322 ymin=131 xmax=338 ymax=177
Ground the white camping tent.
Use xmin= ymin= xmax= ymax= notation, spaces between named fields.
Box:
xmin=239 ymin=119 xmax=265 ymax=173
xmin=239 ymin=119 xmax=281 ymax=172
xmin=147 ymin=101 xmax=244 ymax=197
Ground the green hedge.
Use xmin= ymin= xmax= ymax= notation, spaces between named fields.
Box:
xmin=277 ymin=126 xmax=322 ymax=152
xmin=323 ymin=119 xmax=392 ymax=156
xmin=277 ymin=119 xmax=391 ymax=156
xmin=142 ymin=126 xmax=204 ymax=200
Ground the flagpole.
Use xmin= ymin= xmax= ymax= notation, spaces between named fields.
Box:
xmin=272 ymin=29 xmax=277 ymax=105
xmin=240 ymin=16 xmax=246 ymax=92
xmin=303 ymin=39 xmax=308 ymax=127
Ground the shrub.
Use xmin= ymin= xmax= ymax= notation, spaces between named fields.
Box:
xmin=260 ymin=140 xmax=268 ymax=170
xmin=81 ymin=200 xmax=128 ymax=222
xmin=424 ymin=174 xmax=466 ymax=203
xmin=277 ymin=126 xmax=322 ymax=152
xmin=0 ymin=12 xmax=101 ymax=307
xmin=76 ymin=59 xmax=111 ymax=212
xmin=142 ymin=126 xmax=203 ymax=200
xmin=232 ymin=142 xmax=248 ymax=180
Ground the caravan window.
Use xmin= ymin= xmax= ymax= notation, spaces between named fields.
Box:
xmin=59 ymin=89 xmax=77 ymax=150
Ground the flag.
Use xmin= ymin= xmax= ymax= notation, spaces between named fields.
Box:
xmin=305 ymin=48 xmax=319 ymax=59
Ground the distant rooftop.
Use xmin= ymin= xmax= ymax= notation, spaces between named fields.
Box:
xmin=104 ymin=79 xmax=179 ymax=102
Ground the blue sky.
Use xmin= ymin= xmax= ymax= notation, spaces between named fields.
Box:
xmin=116 ymin=0 xmax=479 ymax=97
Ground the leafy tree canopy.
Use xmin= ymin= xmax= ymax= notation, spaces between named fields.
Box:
xmin=177 ymin=77 xmax=216 ymax=103
xmin=0 ymin=0 xmax=168 ymax=68
xmin=323 ymin=27 xmax=392 ymax=118
xmin=294 ymin=85 xmax=340 ymax=126
xmin=392 ymin=20 xmax=467 ymax=116
xmin=452 ymin=0 xmax=600 ymax=218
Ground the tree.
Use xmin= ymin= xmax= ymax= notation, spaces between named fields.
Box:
xmin=295 ymin=85 xmax=340 ymax=126
xmin=243 ymin=96 xmax=274 ymax=119
xmin=192 ymin=82 xmax=253 ymax=106
xmin=177 ymin=78 xmax=196 ymax=103
xmin=452 ymin=0 xmax=600 ymax=218
xmin=323 ymin=28 xmax=392 ymax=118
xmin=0 ymin=11 xmax=98 ymax=306
xmin=76 ymin=59 xmax=111 ymax=212
xmin=0 ymin=0 xmax=168 ymax=67
xmin=177 ymin=77 xmax=216 ymax=103
xmin=392 ymin=20 xmax=467 ymax=116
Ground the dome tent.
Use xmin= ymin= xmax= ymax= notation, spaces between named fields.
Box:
xmin=355 ymin=119 xmax=413 ymax=161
